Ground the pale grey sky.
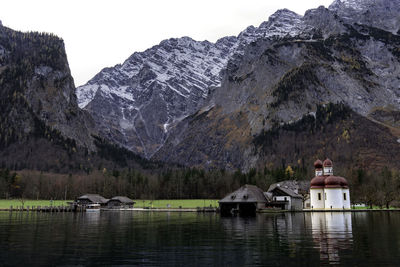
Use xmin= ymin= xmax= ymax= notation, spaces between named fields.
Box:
xmin=0 ymin=0 xmax=333 ymax=86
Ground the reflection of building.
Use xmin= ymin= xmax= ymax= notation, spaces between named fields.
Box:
xmin=310 ymin=159 xmax=351 ymax=210
xmin=310 ymin=212 xmax=353 ymax=263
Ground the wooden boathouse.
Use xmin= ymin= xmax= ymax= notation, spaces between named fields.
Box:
xmin=219 ymin=185 xmax=267 ymax=216
xmin=106 ymin=196 xmax=135 ymax=209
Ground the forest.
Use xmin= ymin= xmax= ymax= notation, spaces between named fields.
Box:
xmin=0 ymin=165 xmax=399 ymax=208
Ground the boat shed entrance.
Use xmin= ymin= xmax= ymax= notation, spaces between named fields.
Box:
xmin=219 ymin=185 xmax=267 ymax=216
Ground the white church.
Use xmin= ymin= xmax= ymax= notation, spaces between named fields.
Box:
xmin=310 ymin=159 xmax=351 ymax=210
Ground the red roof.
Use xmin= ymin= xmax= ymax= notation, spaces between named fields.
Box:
xmin=310 ymin=176 xmax=325 ymax=189
xmin=314 ymin=159 xmax=323 ymax=168
xmin=323 ymin=158 xmax=333 ymax=167
xmin=324 ymin=175 xmax=348 ymax=188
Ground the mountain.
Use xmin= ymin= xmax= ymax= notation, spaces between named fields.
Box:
xmin=76 ymin=8 xmax=312 ymax=158
xmin=77 ymin=0 xmax=400 ymax=171
xmin=152 ymin=0 xmax=400 ymax=170
xmin=0 ymin=24 xmax=156 ymax=172
xmin=329 ymin=0 xmax=400 ymax=34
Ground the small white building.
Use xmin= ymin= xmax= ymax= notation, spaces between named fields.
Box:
xmin=310 ymin=159 xmax=351 ymax=210
xmin=265 ymin=184 xmax=303 ymax=211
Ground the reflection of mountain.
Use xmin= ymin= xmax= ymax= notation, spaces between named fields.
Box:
xmin=310 ymin=212 xmax=353 ymax=264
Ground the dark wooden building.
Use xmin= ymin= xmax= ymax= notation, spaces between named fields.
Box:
xmin=219 ymin=185 xmax=267 ymax=216
xmin=106 ymin=196 xmax=135 ymax=209
xmin=76 ymin=194 xmax=108 ymax=206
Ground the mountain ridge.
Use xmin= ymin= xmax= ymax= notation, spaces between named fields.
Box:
xmin=76 ymin=0 xmax=400 ymax=170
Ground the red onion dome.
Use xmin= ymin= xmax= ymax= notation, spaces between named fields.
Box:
xmin=324 ymin=176 xmax=343 ymax=188
xmin=338 ymin=176 xmax=349 ymax=188
xmin=310 ymin=176 xmax=326 ymax=189
xmin=323 ymin=158 xmax=333 ymax=167
xmin=314 ymin=159 xmax=323 ymax=168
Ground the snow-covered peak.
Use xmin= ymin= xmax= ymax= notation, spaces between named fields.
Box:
xmin=329 ymin=0 xmax=366 ymax=11
xmin=237 ymin=8 xmax=304 ymax=46
xmin=266 ymin=8 xmax=302 ymax=23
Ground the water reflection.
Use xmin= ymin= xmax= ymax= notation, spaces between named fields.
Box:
xmin=1 ymin=211 xmax=400 ymax=266
xmin=310 ymin=212 xmax=353 ymax=264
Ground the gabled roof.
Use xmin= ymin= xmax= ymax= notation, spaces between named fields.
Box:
xmin=108 ymin=196 xmax=135 ymax=204
xmin=267 ymin=180 xmax=310 ymax=195
xmin=268 ymin=184 xmax=303 ymax=199
xmin=77 ymin=194 xmax=108 ymax=204
xmin=219 ymin=184 xmax=267 ymax=203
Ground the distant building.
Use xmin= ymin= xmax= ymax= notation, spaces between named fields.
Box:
xmin=265 ymin=183 xmax=303 ymax=210
xmin=76 ymin=194 xmax=109 ymax=206
xmin=310 ymin=159 xmax=351 ymax=210
xmin=107 ymin=196 xmax=135 ymax=209
xmin=219 ymin=185 xmax=268 ymax=216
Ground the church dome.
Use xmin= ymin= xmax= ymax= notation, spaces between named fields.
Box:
xmin=324 ymin=176 xmax=343 ymax=188
xmin=314 ymin=159 xmax=323 ymax=168
xmin=310 ymin=176 xmax=325 ymax=188
xmin=323 ymin=158 xmax=333 ymax=167
xmin=338 ymin=176 xmax=349 ymax=188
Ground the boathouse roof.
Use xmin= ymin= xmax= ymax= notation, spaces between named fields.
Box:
xmin=219 ymin=184 xmax=267 ymax=203
xmin=108 ymin=196 xmax=135 ymax=204
xmin=77 ymin=194 xmax=108 ymax=204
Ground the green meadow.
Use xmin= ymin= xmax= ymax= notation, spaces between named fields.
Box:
xmin=133 ymin=199 xmax=219 ymax=209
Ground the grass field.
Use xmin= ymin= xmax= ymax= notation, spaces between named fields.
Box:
xmin=351 ymin=205 xmax=397 ymax=210
xmin=133 ymin=199 xmax=219 ymax=209
xmin=0 ymin=199 xmax=219 ymax=209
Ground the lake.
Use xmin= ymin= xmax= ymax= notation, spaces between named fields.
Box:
xmin=0 ymin=211 xmax=399 ymax=266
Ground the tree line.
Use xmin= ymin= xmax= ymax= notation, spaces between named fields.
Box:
xmin=1 ymin=166 xmax=399 ymax=208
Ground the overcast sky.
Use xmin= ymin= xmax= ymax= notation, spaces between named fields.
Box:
xmin=0 ymin=0 xmax=333 ymax=86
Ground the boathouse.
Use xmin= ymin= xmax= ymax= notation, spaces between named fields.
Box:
xmin=310 ymin=159 xmax=351 ymax=210
xmin=265 ymin=184 xmax=303 ymax=211
xmin=76 ymin=194 xmax=109 ymax=206
xmin=219 ymin=185 xmax=267 ymax=216
xmin=107 ymin=196 xmax=135 ymax=209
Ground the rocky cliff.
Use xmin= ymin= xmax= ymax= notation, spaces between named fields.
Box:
xmin=153 ymin=0 xmax=400 ymax=171
xmin=76 ymin=8 xmax=313 ymax=158
xmin=76 ymin=0 xmax=400 ymax=171
xmin=0 ymin=24 xmax=155 ymax=172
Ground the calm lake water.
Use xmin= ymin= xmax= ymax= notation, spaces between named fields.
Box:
xmin=0 ymin=211 xmax=399 ymax=266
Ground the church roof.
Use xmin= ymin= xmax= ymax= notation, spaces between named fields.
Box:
xmin=310 ymin=176 xmax=326 ymax=188
xmin=323 ymin=158 xmax=333 ymax=167
xmin=314 ymin=159 xmax=323 ymax=168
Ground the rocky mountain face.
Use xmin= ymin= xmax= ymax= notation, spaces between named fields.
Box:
xmin=0 ymin=24 xmax=156 ymax=172
xmin=329 ymin=0 xmax=400 ymax=34
xmin=76 ymin=8 xmax=312 ymax=158
xmin=153 ymin=0 xmax=400 ymax=170
xmin=0 ymin=24 xmax=98 ymax=170
xmin=77 ymin=0 xmax=400 ymax=171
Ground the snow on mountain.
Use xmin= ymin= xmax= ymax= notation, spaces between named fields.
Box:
xmin=76 ymin=0 xmax=400 ymax=158
xmin=329 ymin=0 xmax=400 ymax=33
xmin=76 ymin=8 xmax=308 ymax=158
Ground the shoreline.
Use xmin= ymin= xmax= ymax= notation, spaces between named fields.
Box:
xmin=1 ymin=207 xmax=400 ymax=213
